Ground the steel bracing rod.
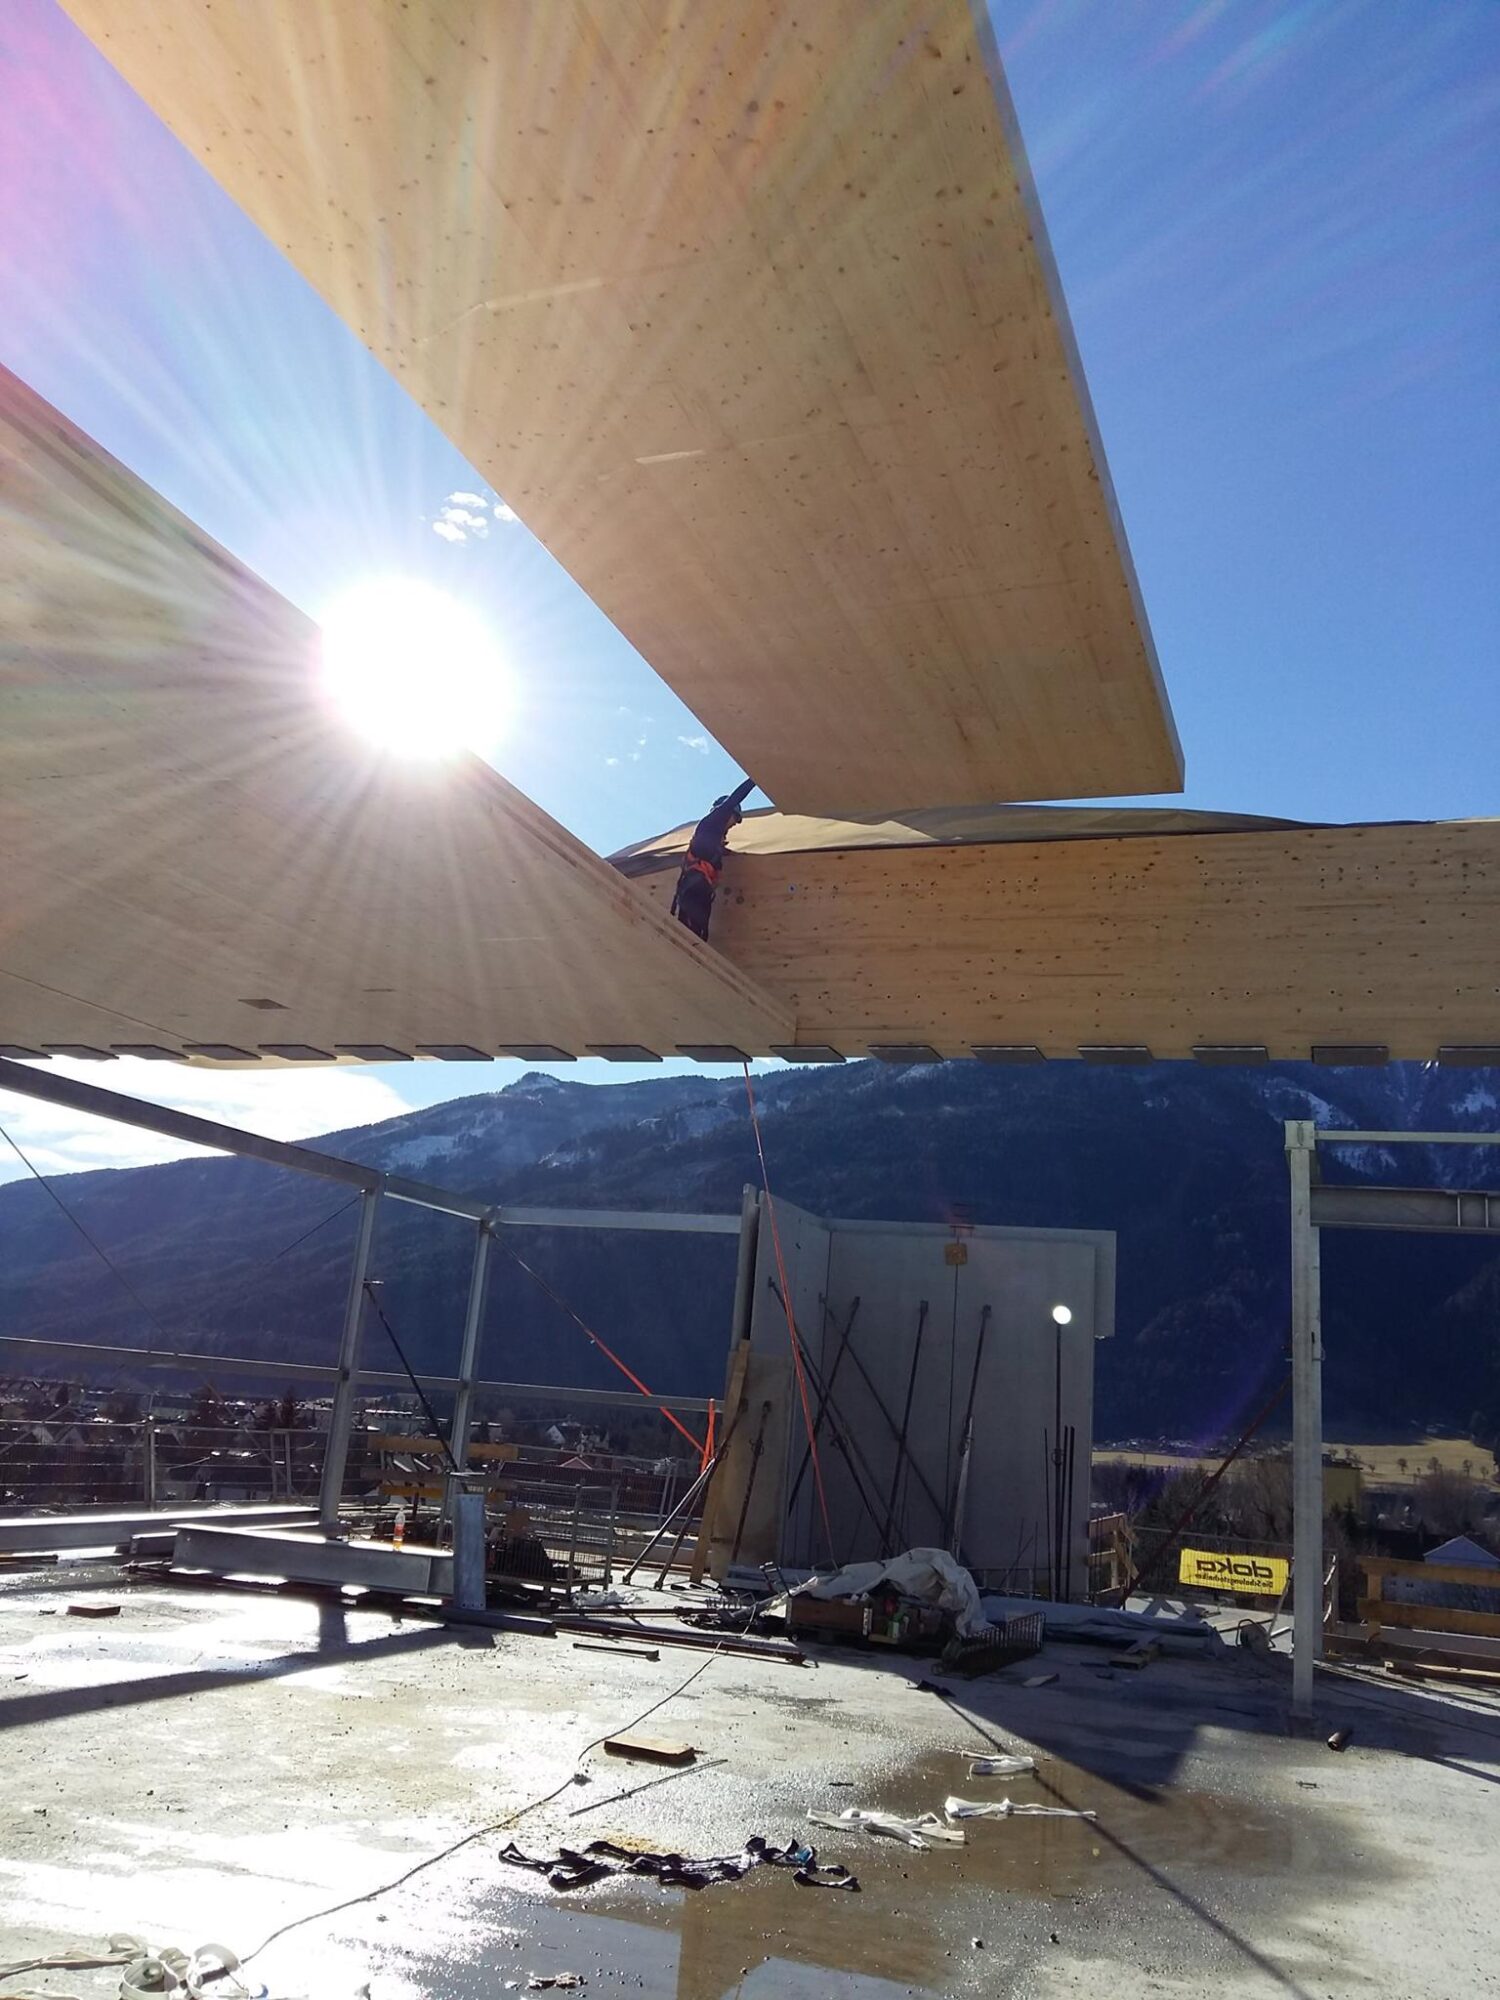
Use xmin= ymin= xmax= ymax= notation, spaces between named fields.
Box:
xmin=620 ymin=1401 xmax=747 ymax=1585
xmin=771 ymin=1277 xmax=949 ymax=1535
xmin=362 ymin=1281 xmax=459 ymax=1474
xmin=727 ymin=1400 xmax=773 ymax=1570
xmin=881 ymin=1300 xmax=930 ymax=1556
xmin=945 ymin=1302 xmax=993 ymax=1549
xmin=786 ymin=1294 xmax=862 ymax=1517
xmin=793 ymin=1342 xmax=887 ymax=1553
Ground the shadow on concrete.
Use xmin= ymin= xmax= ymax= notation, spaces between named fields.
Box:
xmin=786 ymin=1629 xmax=1500 ymax=1796
xmin=0 ymin=1622 xmax=458 ymax=1733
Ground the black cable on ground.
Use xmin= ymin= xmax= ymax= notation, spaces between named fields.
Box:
xmin=241 ymin=1639 xmax=727 ymax=1964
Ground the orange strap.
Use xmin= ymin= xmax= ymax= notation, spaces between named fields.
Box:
xmin=501 ymin=1245 xmax=706 ymax=1456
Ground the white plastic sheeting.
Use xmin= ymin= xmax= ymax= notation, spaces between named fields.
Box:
xmin=795 ymin=1548 xmax=988 ymax=1636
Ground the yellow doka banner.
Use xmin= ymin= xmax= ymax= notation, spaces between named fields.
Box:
xmin=1178 ymin=1546 xmax=1290 ymax=1595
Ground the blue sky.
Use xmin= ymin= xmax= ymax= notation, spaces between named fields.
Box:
xmin=0 ymin=0 xmax=1495 ymax=1178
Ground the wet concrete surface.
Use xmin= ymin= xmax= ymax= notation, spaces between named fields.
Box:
xmin=2 ymin=1564 xmax=1498 ymax=1997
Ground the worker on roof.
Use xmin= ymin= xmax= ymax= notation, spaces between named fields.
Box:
xmin=671 ymin=778 xmax=755 ymax=941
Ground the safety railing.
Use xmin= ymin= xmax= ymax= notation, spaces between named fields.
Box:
xmin=0 ymin=1419 xmax=317 ymax=1510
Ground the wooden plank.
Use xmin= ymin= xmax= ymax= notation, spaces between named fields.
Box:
xmin=690 ymin=1336 xmax=753 ymax=1586
xmin=603 ymin=1731 xmax=696 ymax=1765
xmin=627 ymin=815 xmax=1500 ymax=1059
xmin=59 ymin=0 xmax=1181 ymax=813
xmin=1359 ymin=1600 xmax=1500 ymax=1640
xmin=0 ymin=364 xmax=790 ymax=1060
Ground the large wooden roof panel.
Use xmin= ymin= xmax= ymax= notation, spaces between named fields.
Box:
xmin=61 ymin=0 xmax=1183 ymax=813
xmin=622 ymin=813 xmax=1500 ymax=1062
xmin=0 ymin=364 xmax=790 ymax=1064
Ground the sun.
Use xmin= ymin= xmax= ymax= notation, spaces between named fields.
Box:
xmin=318 ymin=577 xmax=512 ymax=759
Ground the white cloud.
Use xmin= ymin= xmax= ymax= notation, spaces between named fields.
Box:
xmin=604 ymin=755 xmax=621 ymax=768
xmin=428 ymin=488 xmax=518 ymax=543
xmin=0 ymin=1059 xmax=411 ymax=1186
xmin=677 ymin=734 xmax=710 ymax=754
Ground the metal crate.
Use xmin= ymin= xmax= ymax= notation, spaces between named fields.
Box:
xmin=489 ymin=1481 xmax=621 ymax=1599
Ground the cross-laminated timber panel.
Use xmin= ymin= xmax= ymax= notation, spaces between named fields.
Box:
xmin=60 ymin=0 xmax=1182 ymax=815
xmin=0 ymin=363 xmax=789 ymax=1064
xmin=625 ymin=819 xmax=1500 ymax=1061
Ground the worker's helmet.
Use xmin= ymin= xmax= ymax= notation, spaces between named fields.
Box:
xmin=713 ymin=793 xmax=743 ymax=822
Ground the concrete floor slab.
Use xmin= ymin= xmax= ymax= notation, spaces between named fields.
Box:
xmin=2 ymin=1566 xmax=1497 ymax=1998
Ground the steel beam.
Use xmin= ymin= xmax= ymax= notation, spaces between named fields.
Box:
xmin=0 ymin=1053 xmax=492 ymax=1220
xmin=1317 ymin=1129 xmax=1500 ymax=1147
xmin=172 ymin=1521 xmax=453 ymax=1594
xmin=320 ymin=1189 xmax=379 ymax=1531
xmin=1311 ymin=1183 xmax=1500 ymax=1235
xmin=1286 ymin=1120 xmax=1324 ymax=1716
xmin=500 ymin=1205 xmax=740 ymax=1235
xmin=0 ymin=1335 xmax=713 ymax=1411
xmin=448 ymin=1223 xmax=493 ymax=1474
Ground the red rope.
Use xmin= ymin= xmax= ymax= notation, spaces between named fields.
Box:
xmin=742 ymin=1062 xmax=837 ymax=1565
xmin=501 ymin=1245 xmax=705 ymax=1455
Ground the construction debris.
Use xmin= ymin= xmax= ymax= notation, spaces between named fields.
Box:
xmin=67 ymin=1603 xmax=121 ymax=1619
xmin=1327 ymin=1727 xmax=1354 ymax=1752
xmin=500 ymin=1835 xmax=858 ymax=1893
xmin=807 ymin=1807 xmax=965 ymax=1849
xmin=791 ymin=1549 xmax=987 ymax=1637
xmin=944 ymin=1796 xmax=1097 ymax=1821
xmin=1109 ymin=1640 xmax=1159 ymax=1669
xmin=943 ymin=1612 xmax=1044 ymax=1676
xmin=967 ymin=1754 xmax=1036 ymax=1777
xmin=572 ymin=1640 xmax=659 ymax=1661
xmin=981 ymin=1593 xmax=1213 ymax=1650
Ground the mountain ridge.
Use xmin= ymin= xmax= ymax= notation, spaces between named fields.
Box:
xmin=1 ymin=1062 xmax=1498 ymax=1445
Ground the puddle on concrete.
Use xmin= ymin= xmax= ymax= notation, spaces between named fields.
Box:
xmin=379 ymin=1875 xmax=950 ymax=1999
xmin=861 ymin=1745 xmax=1295 ymax=1896
xmin=373 ymin=1748 xmax=1297 ymax=2000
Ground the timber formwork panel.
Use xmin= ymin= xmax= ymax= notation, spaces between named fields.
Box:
xmin=0 ymin=364 xmax=789 ymax=1061
xmin=627 ymin=819 xmax=1500 ymax=1060
xmin=60 ymin=0 xmax=1182 ymax=813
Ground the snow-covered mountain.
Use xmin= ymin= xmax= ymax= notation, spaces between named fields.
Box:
xmin=2 ymin=1062 xmax=1498 ymax=1445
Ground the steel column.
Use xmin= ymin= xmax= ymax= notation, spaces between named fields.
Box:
xmin=448 ymin=1222 xmax=494 ymax=1475
xmin=319 ymin=1188 xmax=380 ymax=1532
xmin=1286 ymin=1120 xmax=1324 ymax=1715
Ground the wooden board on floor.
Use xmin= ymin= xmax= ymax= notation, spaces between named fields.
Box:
xmin=0 ymin=364 xmax=790 ymax=1063
xmin=59 ymin=0 xmax=1182 ymax=814
xmin=603 ymin=1731 xmax=697 ymax=1765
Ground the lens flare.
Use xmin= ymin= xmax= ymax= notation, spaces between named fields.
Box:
xmin=318 ymin=577 xmax=511 ymax=758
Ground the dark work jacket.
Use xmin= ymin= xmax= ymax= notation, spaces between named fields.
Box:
xmin=687 ymin=779 xmax=755 ymax=868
